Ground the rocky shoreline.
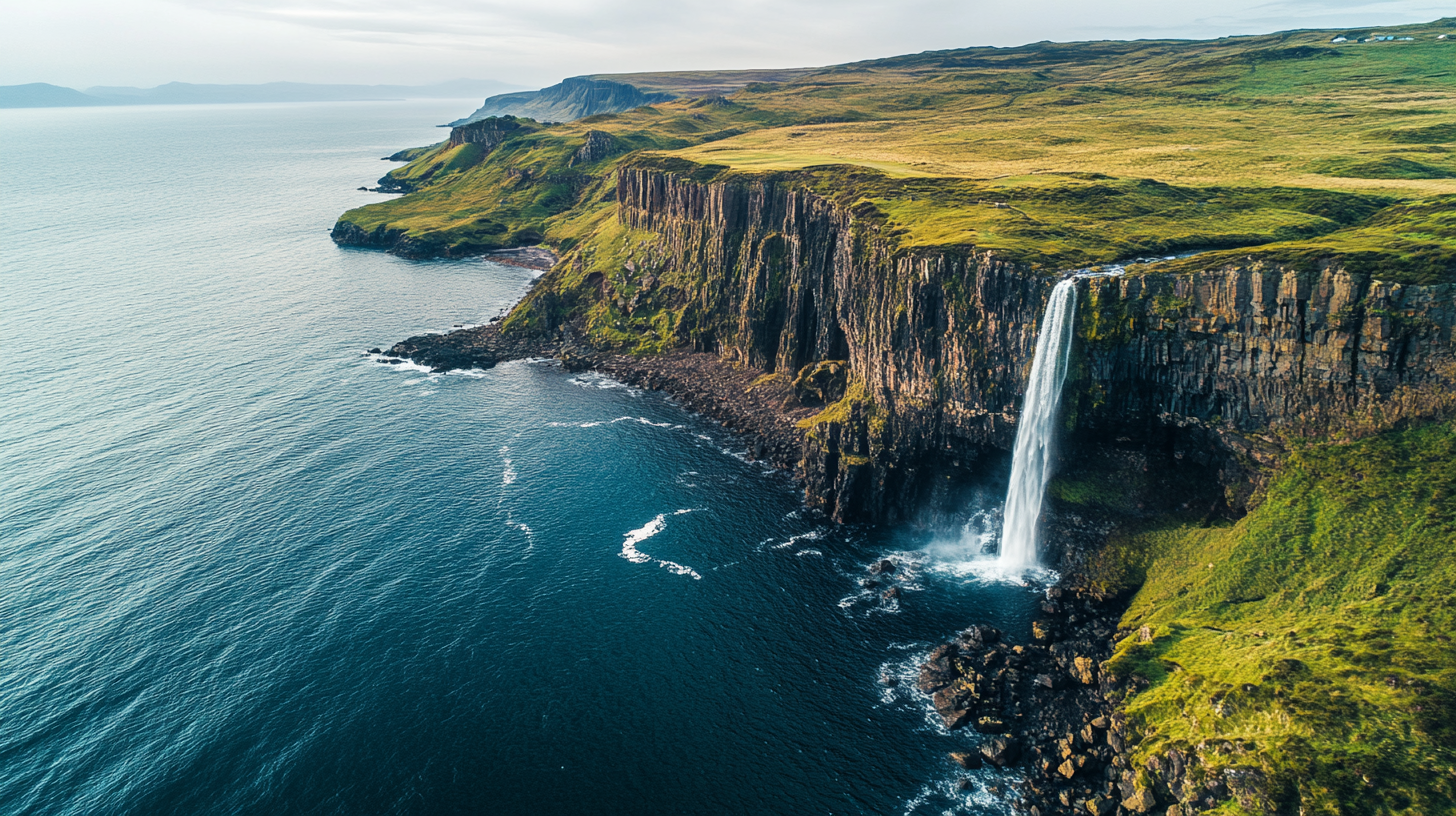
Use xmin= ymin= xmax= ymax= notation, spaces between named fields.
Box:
xmin=374 ymin=283 xmax=1198 ymax=816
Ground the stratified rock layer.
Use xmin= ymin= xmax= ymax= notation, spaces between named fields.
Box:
xmin=593 ymin=164 xmax=1456 ymax=524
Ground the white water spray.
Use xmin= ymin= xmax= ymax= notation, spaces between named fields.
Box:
xmin=998 ymin=277 xmax=1080 ymax=569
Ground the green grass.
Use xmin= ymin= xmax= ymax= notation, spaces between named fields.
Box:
xmin=1135 ymin=195 xmax=1456 ymax=284
xmin=338 ymin=18 xmax=1456 ymax=286
xmin=1089 ymin=421 xmax=1456 ymax=815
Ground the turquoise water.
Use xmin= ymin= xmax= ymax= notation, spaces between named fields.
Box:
xmin=0 ymin=101 xmax=1040 ymax=815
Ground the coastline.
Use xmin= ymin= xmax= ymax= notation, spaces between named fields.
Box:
xmin=375 ymin=260 xmax=1134 ymax=815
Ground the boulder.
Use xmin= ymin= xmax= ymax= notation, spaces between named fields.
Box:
xmin=980 ymin=735 xmax=1020 ymax=767
xmin=949 ymin=751 xmax=983 ymax=770
xmin=917 ymin=660 xmax=958 ymax=693
xmin=1071 ymin=656 xmax=1098 ymax=685
xmin=868 ymin=559 xmax=896 ymax=575
xmin=1085 ymin=795 xmax=1116 ymax=816
xmin=961 ymin=624 xmax=1001 ymax=645
xmin=1121 ymin=788 xmax=1158 ymax=814
xmin=932 ymin=688 xmax=974 ymax=730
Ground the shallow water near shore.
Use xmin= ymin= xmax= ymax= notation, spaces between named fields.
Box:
xmin=0 ymin=101 xmax=1041 ymax=815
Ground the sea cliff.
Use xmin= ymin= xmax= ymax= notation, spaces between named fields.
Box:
xmin=500 ymin=162 xmax=1456 ymax=530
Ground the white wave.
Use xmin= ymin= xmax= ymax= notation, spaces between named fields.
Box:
xmin=796 ymin=549 xmax=823 ymax=557
xmin=417 ymin=389 xmax=437 ymax=396
xmin=621 ymin=515 xmax=667 ymax=563
xmin=568 ymin=374 xmax=627 ymax=390
xmin=772 ymin=531 xmax=825 ymax=550
xmin=547 ymin=416 xmax=676 ymax=430
xmin=374 ymin=358 xmax=434 ymax=374
xmin=658 ymin=560 xmax=702 ymax=579
xmin=502 ymin=460 xmax=516 ymax=485
xmin=619 ymin=510 xmax=701 ymax=579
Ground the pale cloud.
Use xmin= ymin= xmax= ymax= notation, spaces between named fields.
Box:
xmin=1 ymin=0 xmax=1448 ymax=90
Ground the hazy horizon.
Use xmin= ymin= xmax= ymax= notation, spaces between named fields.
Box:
xmin=4 ymin=0 xmax=1451 ymax=91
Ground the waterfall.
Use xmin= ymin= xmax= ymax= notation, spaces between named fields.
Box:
xmin=998 ymin=277 xmax=1079 ymax=569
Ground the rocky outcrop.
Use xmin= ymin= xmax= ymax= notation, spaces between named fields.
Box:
xmin=447 ymin=116 xmax=525 ymax=149
xmin=569 ymin=130 xmax=623 ymax=167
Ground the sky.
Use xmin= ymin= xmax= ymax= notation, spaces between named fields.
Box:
xmin=3 ymin=0 xmax=1450 ymax=91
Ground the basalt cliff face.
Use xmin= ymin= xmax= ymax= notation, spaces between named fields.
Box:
xmin=523 ymin=164 xmax=1456 ymax=528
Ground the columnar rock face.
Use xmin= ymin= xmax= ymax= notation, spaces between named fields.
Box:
xmin=602 ymin=165 xmax=1456 ymax=521
xmin=1074 ymin=268 xmax=1456 ymax=430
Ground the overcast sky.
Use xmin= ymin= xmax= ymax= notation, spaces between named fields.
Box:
xmin=4 ymin=0 xmax=1449 ymax=90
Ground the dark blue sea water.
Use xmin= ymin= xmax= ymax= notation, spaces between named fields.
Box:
xmin=0 ymin=100 xmax=1041 ymax=815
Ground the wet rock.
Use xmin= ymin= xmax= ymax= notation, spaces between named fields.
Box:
xmin=882 ymin=586 xmax=902 ymax=601
xmin=367 ymin=347 xmax=382 ymax=354
xmin=980 ymin=735 xmax=1019 ymax=767
xmin=917 ymin=648 xmax=958 ymax=693
xmin=949 ymin=751 xmax=983 ymax=770
xmin=961 ymin=624 xmax=1001 ymax=646
xmin=869 ymin=559 xmax=896 ymax=575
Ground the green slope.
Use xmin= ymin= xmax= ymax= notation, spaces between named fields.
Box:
xmin=1088 ymin=421 xmax=1456 ymax=814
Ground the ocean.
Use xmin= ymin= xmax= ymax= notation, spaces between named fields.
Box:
xmin=0 ymin=99 xmax=1040 ymax=815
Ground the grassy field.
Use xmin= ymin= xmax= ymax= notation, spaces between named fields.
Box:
xmin=337 ymin=18 xmax=1456 ymax=281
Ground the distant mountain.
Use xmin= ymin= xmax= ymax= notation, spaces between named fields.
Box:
xmin=0 ymin=80 xmax=524 ymax=109
xmin=450 ymin=69 xmax=814 ymax=125
xmin=0 ymin=83 xmax=106 ymax=108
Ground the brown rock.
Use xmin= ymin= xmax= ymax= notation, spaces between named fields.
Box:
xmin=949 ymin=751 xmax=983 ymax=770
xmin=1071 ymin=656 xmax=1098 ymax=685
xmin=1085 ymin=795 xmax=1117 ymax=816
xmin=1121 ymin=788 xmax=1159 ymax=813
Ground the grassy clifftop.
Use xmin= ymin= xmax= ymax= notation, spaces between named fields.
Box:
xmin=337 ymin=18 xmax=1456 ymax=282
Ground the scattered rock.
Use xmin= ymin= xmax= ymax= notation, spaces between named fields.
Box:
xmin=869 ymin=559 xmax=896 ymax=575
xmin=882 ymin=586 xmax=902 ymax=601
